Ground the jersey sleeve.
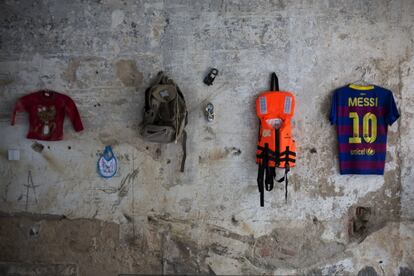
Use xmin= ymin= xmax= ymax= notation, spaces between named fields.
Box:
xmin=329 ymin=90 xmax=338 ymax=125
xmin=64 ymin=95 xmax=84 ymax=132
xmin=385 ymin=92 xmax=400 ymax=126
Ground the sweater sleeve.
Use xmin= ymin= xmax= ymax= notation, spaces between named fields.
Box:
xmin=11 ymin=96 xmax=27 ymax=125
xmin=64 ymin=95 xmax=84 ymax=132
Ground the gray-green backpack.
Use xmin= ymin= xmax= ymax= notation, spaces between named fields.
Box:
xmin=141 ymin=71 xmax=188 ymax=172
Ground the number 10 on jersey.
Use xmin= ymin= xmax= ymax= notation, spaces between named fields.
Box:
xmin=349 ymin=112 xmax=377 ymax=144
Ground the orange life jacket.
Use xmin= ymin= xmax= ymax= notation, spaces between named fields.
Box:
xmin=256 ymin=73 xmax=296 ymax=206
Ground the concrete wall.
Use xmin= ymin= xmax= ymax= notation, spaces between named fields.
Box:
xmin=0 ymin=0 xmax=413 ymax=275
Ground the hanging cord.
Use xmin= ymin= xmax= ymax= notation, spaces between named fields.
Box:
xmin=24 ymin=170 xmax=38 ymax=211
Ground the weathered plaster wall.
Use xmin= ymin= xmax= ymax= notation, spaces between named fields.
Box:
xmin=0 ymin=0 xmax=413 ymax=275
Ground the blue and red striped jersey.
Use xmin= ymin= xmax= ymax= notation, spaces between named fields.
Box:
xmin=329 ymin=84 xmax=400 ymax=174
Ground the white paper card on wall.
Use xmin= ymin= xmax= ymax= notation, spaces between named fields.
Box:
xmin=8 ymin=149 xmax=20 ymax=161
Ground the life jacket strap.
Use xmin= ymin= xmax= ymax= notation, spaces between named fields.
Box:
xmin=271 ymin=72 xmax=279 ymax=91
xmin=258 ymin=163 xmax=265 ymax=207
xmin=256 ymin=153 xmax=279 ymax=162
xmin=277 ymin=165 xmax=290 ymax=202
xmin=280 ymin=149 xmax=296 ymax=157
xmin=277 ymin=146 xmax=295 ymax=201
xmin=257 ymin=145 xmax=278 ymax=156
xmin=257 ymin=144 xmax=297 ymax=205
xmin=257 ymin=148 xmax=296 ymax=165
xmin=257 ymin=143 xmax=277 ymax=207
xmin=265 ymin=167 xmax=274 ymax=191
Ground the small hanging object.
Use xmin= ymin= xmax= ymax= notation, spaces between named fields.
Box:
xmin=97 ymin=146 xmax=118 ymax=178
xmin=204 ymin=102 xmax=215 ymax=122
xmin=203 ymin=68 xmax=219 ymax=86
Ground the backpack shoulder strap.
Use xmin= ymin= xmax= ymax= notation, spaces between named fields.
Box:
xmin=145 ymin=72 xmax=163 ymax=112
xmin=144 ymin=87 xmax=151 ymax=112
xmin=155 ymin=71 xmax=166 ymax=84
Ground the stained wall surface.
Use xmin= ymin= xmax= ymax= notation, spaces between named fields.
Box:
xmin=0 ymin=0 xmax=414 ymax=275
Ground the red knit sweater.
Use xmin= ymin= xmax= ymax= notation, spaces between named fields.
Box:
xmin=11 ymin=90 xmax=84 ymax=141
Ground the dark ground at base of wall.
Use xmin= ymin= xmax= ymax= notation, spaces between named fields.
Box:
xmin=0 ymin=212 xmax=131 ymax=276
xmin=1 ymin=212 xmax=414 ymax=276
